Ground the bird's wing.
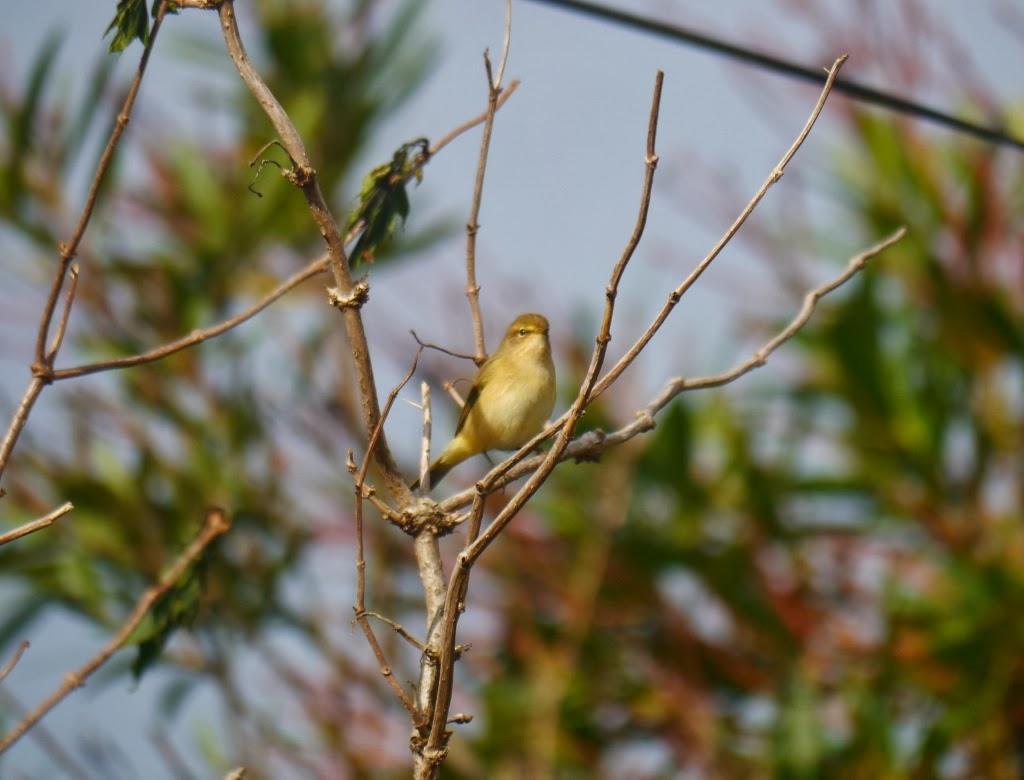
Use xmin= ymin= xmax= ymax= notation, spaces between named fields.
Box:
xmin=453 ymin=358 xmax=493 ymax=436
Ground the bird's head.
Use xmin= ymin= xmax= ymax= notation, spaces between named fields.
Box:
xmin=498 ymin=312 xmax=550 ymax=358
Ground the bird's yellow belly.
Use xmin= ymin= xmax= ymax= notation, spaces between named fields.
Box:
xmin=465 ymin=368 xmax=554 ymax=451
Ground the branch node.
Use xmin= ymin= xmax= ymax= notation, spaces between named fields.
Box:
xmin=636 ymin=410 xmax=656 ymax=432
xmin=327 ymin=279 xmax=370 ymax=311
xmin=63 ymin=672 xmax=84 ymax=690
xmin=30 ymin=361 xmax=54 ymax=386
xmin=286 ymin=164 xmax=316 ymax=188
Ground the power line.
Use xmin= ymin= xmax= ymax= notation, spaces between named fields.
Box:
xmin=524 ymin=0 xmax=1024 ymax=152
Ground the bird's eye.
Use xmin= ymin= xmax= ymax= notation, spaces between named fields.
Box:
xmin=519 ymin=328 xmax=527 ymax=336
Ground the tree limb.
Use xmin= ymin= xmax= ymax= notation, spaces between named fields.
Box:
xmin=0 ymin=508 xmax=232 ymax=756
xmin=0 ymin=502 xmax=74 ymax=547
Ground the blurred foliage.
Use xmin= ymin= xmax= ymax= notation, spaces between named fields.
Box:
xmin=1 ymin=1 xmax=439 ymax=775
xmin=2 ymin=1 xmax=1024 ymax=778
xmin=450 ymin=83 xmax=1024 ymax=780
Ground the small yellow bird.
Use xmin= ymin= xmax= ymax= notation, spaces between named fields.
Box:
xmin=412 ymin=313 xmax=556 ymax=490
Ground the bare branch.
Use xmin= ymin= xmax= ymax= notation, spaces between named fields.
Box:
xmin=49 ymin=74 xmax=521 ymax=384
xmin=430 ymin=81 xmax=519 ymax=157
xmin=436 ymin=228 xmax=907 ymax=513
xmin=464 ymin=49 xmax=508 ymax=366
xmin=217 ymin=0 xmax=407 ymax=500
xmin=492 ymin=0 xmax=513 ymax=90
xmin=410 ymin=331 xmax=477 ymax=363
xmin=0 ymin=641 xmax=29 ymax=684
xmin=33 ymin=3 xmax=171 ymax=366
xmin=0 ymin=3 xmax=171 ymax=485
xmin=436 ymin=54 xmax=852 ymax=508
xmin=44 ymin=265 xmax=79 ymax=362
xmin=589 ymin=54 xmax=849 ymax=403
xmin=442 ymin=381 xmax=466 ymax=410
xmin=351 ymin=350 xmax=423 ymax=719
xmin=358 ymin=612 xmax=426 ymax=652
xmin=419 ymin=383 xmax=432 ymax=493
xmin=0 ymin=502 xmax=73 ymax=547
xmin=53 ymin=256 xmax=329 ymax=381
xmin=0 ymin=508 xmax=232 ymax=755
xmin=0 ymin=378 xmax=46 ymax=485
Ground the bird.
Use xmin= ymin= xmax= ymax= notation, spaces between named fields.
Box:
xmin=412 ymin=313 xmax=556 ymax=491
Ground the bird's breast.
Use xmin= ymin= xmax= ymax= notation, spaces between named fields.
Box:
xmin=470 ymin=358 xmax=555 ymax=450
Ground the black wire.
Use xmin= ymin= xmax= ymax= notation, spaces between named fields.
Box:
xmin=524 ymin=0 xmax=1024 ymax=152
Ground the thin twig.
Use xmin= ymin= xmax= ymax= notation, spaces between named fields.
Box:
xmin=463 ymin=51 xmax=505 ymax=366
xmin=589 ymin=55 xmax=849 ymax=403
xmin=0 ymin=377 xmax=45 ymax=487
xmin=218 ymin=0 xmax=407 ymax=500
xmin=0 ymin=4 xmax=170 ymax=485
xmin=351 ymin=348 xmax=423 ymax=719
xmin=442 ymin=381 xmax=466 ymax=410
xmin=419 ymin=382 xmax=432 ymax=493
xmin=0 ymin=508 xmax=232 ymax=756
xmin=0 ymin=502 xmax=73 ymax=547
xmin=423 ymin=70 xmax=665 ymax=766
xmin=49 ymin=73 xmax=521 ymax=384
xmin=53 ymin=256 xmax=329 ymax=380
xmin=44 ymin=265 xmax=79 ymax=362
xmin=33 ymin=3 xmax=171 ymax=365
xmin=359 ymin=612 xmax=427 ymax=652
xmin=429 ymin=81 xmax=519 ymax=157
xmin=492 ymin=0 xmax=513 ymax=90
xmin=435 ymin=228 xmax=906 ymax=513
xmin=438 ymin=54 xmax=851 ymax=507
xmin=410 ymin=331 xmax=477 ymax=363
xmin=0 ymin=641 xmax=29 ymax=684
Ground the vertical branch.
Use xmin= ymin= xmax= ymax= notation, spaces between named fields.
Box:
xmin=217 ymin=0 xmax=407 ymax=500
xmin=492 ymin=0 xmax=513 ymax=91
xmin=411 ymin=380 xmax=448 ymax=755
xmin=418 ymin=382 xmax=432 ymax=493
xmin=0 ymin=508 xmax=232 ymax=756
xmin=0 ymin=379 xmax=45 ymax=484
xmin=464 ymin=52 xmax=503 ymax=366
xmin=463 ymin=0 xmax=514 ymax=364
xmin=351 ymin=350 xmax=422 ymax=719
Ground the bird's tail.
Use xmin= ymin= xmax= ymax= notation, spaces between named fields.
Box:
xmin=410 ymin=442 xmax=472 ymax=492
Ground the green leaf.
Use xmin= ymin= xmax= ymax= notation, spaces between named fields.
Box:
xmin=130 ymin=559 xmax=206 ymax=680
xmin=105 ymin=0 xmax=149 ymax=53
xmin=345 ymin=138 xmax=429 ymax=266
